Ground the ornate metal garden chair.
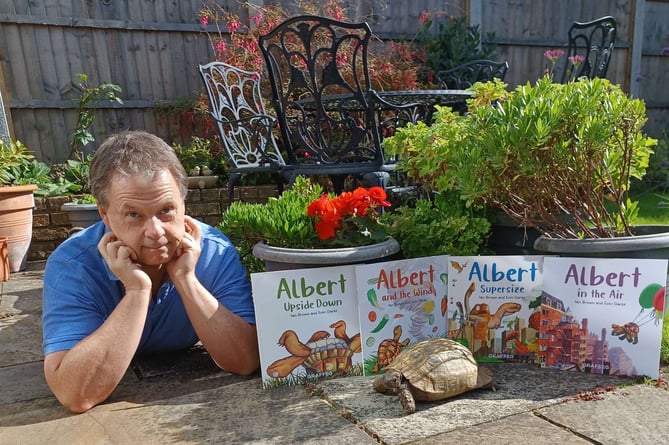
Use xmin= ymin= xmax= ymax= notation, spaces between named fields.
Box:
xmin=198 ymin=61 xmax=290 ymax=202
xmin=259 ymin=15 xmax=406 ymax=193
xmin=558 ymin=16 xmax=617 ymax=83
xmin=436 ymin=59 xmax=509 ymax=89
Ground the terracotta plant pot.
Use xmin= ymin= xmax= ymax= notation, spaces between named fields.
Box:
xmin=0 ymin=184 xmax=37 ymax=272
xmin=0 ymin=236 xmax=10 ymax=282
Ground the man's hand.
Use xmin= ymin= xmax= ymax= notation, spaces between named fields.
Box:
xmin=98 ymin=232 xmax=151 ymax=292
xmin=166 ymin=215 xmax=201 ymax=281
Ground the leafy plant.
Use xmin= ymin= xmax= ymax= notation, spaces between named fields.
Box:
xmin=173 ymin=136 xmax=226 ymax=176
xmin=384 ymin=77 xmax=657 ymax=239
xmin=0 ymin=139 xmax=34 ymax=185
xmin=219 ymin=176 xmax=324 ymax=273
xmin=69 ymin=72 xmax=123 ymax=158
xmin=415 ymin=14 xmax=496 ymax=74
xmin=0 ymin=140 xmax=80 ymax=196
xmin=634 ymin=131 xmax=669 ymax=193
xmin=380 ymin=192 xmax=490 ymax=259
xmin=61 ymin=154 xmax=93 ymax=194
xmin=198 ymin=0 xmax=427 ymax=95
xmin=68 ymin=193 xmax=96 ymax=204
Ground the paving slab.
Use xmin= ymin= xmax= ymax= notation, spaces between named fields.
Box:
xmin=1 ymin=263 xmax=669 ymax=445
xmin=537 ymin=384 xmax=669 ymax=445
xmin=315 ymin=363 xmax=636 ymax=445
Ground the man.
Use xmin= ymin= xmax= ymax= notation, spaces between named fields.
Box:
xmin=42 ymin=131 xmax=259 ymax=413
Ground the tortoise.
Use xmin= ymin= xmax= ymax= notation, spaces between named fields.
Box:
xmin=373 ymin=338 xmax=495 ymax=415
xmin=371 ymin=325 xmax=410 ymax=373
xmin=267 ymin=320 xmax=361 ymax=378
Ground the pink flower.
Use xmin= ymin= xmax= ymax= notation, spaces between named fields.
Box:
xmin=228 ymin=17 xmax=241 ymax=33
xmin=568 ymin=55 xmax=585 ymax=66
xmin=252 ymin=12 xmax=263 ymax=26
xmin=215 ymin=40 xmax=227 ymax=58
xmin=419 ymin=11 xmax=428 ymax=23
xmin=200 ymin=15 xmax=209 ymax=29
xmin=544 ymin=49 xmax=564 ymax=63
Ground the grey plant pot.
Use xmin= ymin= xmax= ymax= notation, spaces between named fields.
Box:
xmin=61 ymin=202 xmax=101 ymax=229
xmin=252 ymin=237 xmax=401 ymax=271
xmin=533 ymin=225 xmax=669 ymax=259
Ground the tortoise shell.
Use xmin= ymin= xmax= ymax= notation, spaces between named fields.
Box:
xmin=384 ymin=338 xmax=493 ymax=401
xmin=303 ymin=337 xmax=353 ymax=375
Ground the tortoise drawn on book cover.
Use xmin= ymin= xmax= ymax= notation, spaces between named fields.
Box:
xmin=612 ymin=283 xmax=666 ymax=345
xmin=371 ymin=325 xmax=410 ymax=373
xmin=266 ymin=320 xmax=361 ymax=379
xmin=452 ymin=281 xmax=522 ymax=354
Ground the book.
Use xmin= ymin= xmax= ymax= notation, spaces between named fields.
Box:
xmin=250 ymin=265 xmax=363 ymax=389
xmin=355 ymin=255 xmax=449 ymax=375
xmin=538 ymin=257 xmax=668 ymax=378
xmin=446 ymin=255 xmax=545 ymax=363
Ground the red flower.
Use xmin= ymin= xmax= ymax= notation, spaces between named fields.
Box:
xmin=307 ymin=186 xmax=391 ymax=243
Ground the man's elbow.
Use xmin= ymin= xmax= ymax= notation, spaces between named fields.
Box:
xmin=213 ymin=354 xmax=259 ymax=376
xmin=54 ymin=391 xmax=101 ymax=414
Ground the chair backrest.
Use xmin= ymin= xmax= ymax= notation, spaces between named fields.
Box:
xmin=258 ymin=15 xmax=385 ymax=172
xmin=198 ymin=61 xmax=285 ymax=171
xmin=559 ymin=16 xmax=617 ymax=83
xmin=436 ymin=59 xmax=509 ymax=89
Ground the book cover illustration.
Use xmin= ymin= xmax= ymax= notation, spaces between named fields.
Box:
xmin=538 ymin=257 xmax=668 ymax=379
xmin=447 ymin=256 xmax=545 ymax=363
xmin=250 ymin=265 xmax=363 ymax=389
xmin=355 ymin=255 xmax=449 ymax=375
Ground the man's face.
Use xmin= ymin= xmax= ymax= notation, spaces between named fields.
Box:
xmin=98 ymin=170 xmax=186 ymax=266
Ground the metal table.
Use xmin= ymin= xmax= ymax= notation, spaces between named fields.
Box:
xmin=373 ymin=89 xmax=472 ymax=108
xmin=299 ymin=89 xmax=472 ymax=128
xmin=371 ymin=89 xmax=472 ymax=128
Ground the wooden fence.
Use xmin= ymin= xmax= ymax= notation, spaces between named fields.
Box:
xmin=0 ymin=0 xmax=667 ymax=163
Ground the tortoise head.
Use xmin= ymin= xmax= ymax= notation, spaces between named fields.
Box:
xmin=476 ymin=366 xmax=495 ymax=389
xmin=373 ymin=368 xmax=403 ymax=394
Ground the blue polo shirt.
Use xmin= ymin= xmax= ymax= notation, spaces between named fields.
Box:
xmin=42 ymin=219 xmax=255 ymax=356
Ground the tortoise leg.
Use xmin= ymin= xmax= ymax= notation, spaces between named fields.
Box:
xmin=398 ymin=382 xmax=416 ymax=415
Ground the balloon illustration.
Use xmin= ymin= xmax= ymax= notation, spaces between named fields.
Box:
xmin=633 ymin=284 xmax=666 ymax=327
xmin=639 ymin=283 xmax=661 ymax=309
xmin=653 ymin=287 xmax=665 ymax=314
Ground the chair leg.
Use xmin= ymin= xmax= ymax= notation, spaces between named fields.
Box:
xmin=331 ymin=175 xmax=347 ymax=194
xmin=273 ymin=172 xmax=285 ymax=195
xmin=228 ymin=172 xmax=242 ymax=203
xmin=362 ymin=171 xmax=390 ymax=190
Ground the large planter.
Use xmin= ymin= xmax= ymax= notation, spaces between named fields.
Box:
xmin=0 ymin=184 xmax=37 ymax=272
xmin=533 ymin=225 xmax=669 ymax=259
xmin=486 ymin=213 xmax=542 ymax=255
xmin=61 ymin=202 xmax=101 ymax=229
xmin=252 ymin=237 xmax=401 ymax=271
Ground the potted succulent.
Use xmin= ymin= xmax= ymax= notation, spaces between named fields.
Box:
xmin=383 ymin=76 xmax=666 ymax=258
xmin=219 ymin=176 xmax=400 ymax=273
xmin=0 ymin=139 xmax=39 ymax=271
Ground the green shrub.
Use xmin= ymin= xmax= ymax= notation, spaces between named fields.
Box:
xmin=218 ymin=176 xmax=324 ymax=274
xmin=380 ymin=192 xmax=490 ymax=259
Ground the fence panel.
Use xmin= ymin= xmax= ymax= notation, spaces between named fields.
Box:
xmin=0 ymin=0 xmax=666 ymax=163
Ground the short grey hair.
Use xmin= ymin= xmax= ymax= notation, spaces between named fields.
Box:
xmin=89 ymin=131 xmax=187 ymax=207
